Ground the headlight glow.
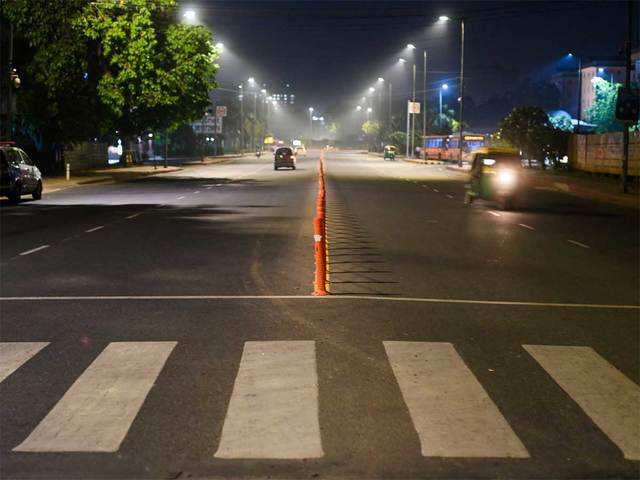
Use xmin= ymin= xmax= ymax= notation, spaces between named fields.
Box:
xmin=497 ymin=170 xmax=516 ymax=186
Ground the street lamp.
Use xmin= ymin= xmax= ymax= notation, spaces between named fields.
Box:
xmin=308 ymin=107 xmax=314 ymax=138
xmin=398 ymin=58 xmax=407 ymax=64
xmin=438 ymin=15 xmax=450 ymax=22
xmin=356 ymin=105 xmax=362 ymax=111
xmin=377 ymin=77 xmax=384 ymax=83
xmin=368 ymin=87 xmax=375 ymax=93
xmin=567 ymin=53 xmax=583 ymax=133
xmin=215 ymin=42 xmax=224 ymax=51
xmin=366 ymin=107 xmax=372 ymax=121
xmin=182 ymin=9 xmax=197 ymax=23
xmin=406 ymin=43 xmax=416 ymax=50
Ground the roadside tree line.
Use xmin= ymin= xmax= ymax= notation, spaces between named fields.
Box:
xmin=2 ymin=0 xmax=219 ymax=171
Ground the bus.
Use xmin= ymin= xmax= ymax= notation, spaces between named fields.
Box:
xmin=423 ymin=133 xmax=487 ymax=163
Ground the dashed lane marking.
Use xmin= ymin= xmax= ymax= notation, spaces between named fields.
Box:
xmin=85 ymin=226 xmax=104 ymax=233
xmin=433 ymin=188 xmax=439 ymax=192
xmin=176 ymin=196 xmax=186 ymax=200
xmin=194 ymin=191 xmax=200 ymax=194
xmin=125 ymin=213 xmax=142 ymax=220
xmin=446 ymin=194 xmax=454 ymax=199
xmin=518 ymin=223 xmax=535 ymax=230
xmin=488 ymin=211 xmax=502 ymax=217
xmin=568 ymin=239 xmax=590 ymax=249
xmin=19 ymin=245 xmax=50 ymax=256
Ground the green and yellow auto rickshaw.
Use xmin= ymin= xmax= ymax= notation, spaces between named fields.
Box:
xmin=383 ymin=145 xmax=397 ymax=161
xmin=465 ymin=146 xmax=523 ymax=210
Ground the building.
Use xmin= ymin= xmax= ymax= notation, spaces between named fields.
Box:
xmin=551 ymin=54 xmax=638 ymax=123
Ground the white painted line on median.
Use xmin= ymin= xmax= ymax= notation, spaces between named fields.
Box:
xmin=0 ymin=342 xmax=49 ymax=383
xmin=19 ymin=245 xmax=50 ymax=256
xmin=176 ymin=196 xmax=186 ymax=200
xmin=446 ymin=194 xmax=454 ymax=199
xmin=14 ymin=341 xmax=176 ymax=452
xmin=206 ymin=186 xmax=213 ymax=190
xmin=194 ymin=190 xmax=200 ymax=194
xmin=568 ymin=239 xmax=590 ymax=249
xmin=524 ymin=345 xmax=640 ymax=460
xmin=385 ymin=342 xmax=529 ymax=458
xmin=215 ymin=341 xmax=323 ymax=459
xmin=518 ymin=223 xmax=535 ymax=231
xmin=0 ymin=295 xmax=637 ymax=309
xmin=433 ymin=188 xmax=439 ymax=192
xmin=488 ymin=211 xmax=502 ymax=217
xmin=85 ymin=226 xmax=104 ymax=233
xmin=125 ymin=213 xmax=142 ymax=220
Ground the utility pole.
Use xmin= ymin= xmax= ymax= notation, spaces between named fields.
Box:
xmin=388 ymin=82 xmax=392 ymax=131
xmin=622 ymin=0 xmax=633 ymax=193
xmin=458 ymin=18 xmax=465 ymax=167
xmin=576 ymin=56 xmax=583 ymax=134
xmin=239 ymin=87 xmax=244 ymax=154
xmin=252 ymin=92 xmax=257 ymax=151
xmin=411 ymin=63 xmax=416 ymax=157
xmin=422 ymin=50 xmax=427 ymax=159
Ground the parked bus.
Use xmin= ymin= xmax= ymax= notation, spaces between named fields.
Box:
xmin=423 ymin=133 xmax=487 ymax=163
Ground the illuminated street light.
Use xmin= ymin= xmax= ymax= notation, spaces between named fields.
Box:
xmin=183 ymin=9 xmax=197 ymax=22
xmin=438 ymin=15 xmax=450 ymax=22
xmin=356 ymin=105 xmax=362 ymax=111
xmin=215 ymin=42 xmax=224 ymax=51
xmin=368 ymin=87 xmax=375 ymax=93
xmin=398 ymin=58 xmax=407 ymax=64
xmin=261 ymin=89 xmax=267 ymax=95
xmin=366 ymin=107 xmax=372 ymax=113
xmin=308 ymin=107 xmax=314 ymax=112
xmin=248 ymin=77 xmax=255 ymax=85
xmin=406 ymin=43 xmax=416 ymax=50
xmin=377 ymin=77 xmax=384 ymax=82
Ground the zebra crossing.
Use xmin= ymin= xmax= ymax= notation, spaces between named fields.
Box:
xmin=1 ymin=340 xmax=638 ymax=461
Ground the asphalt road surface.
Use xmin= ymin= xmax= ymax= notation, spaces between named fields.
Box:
xmin=1 ymin=151 xmax=638 ymax=479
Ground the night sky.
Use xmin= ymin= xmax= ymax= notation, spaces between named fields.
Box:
xmin=192 ymin=0 xmax=633 ymax=114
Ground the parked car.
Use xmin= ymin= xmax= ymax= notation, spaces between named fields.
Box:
xmin=0 ymin=143 xmax=43 ymax=202
xmin=274 ymin=147 xmax=296 ymax=170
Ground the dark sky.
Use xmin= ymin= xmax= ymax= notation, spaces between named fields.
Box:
xmin=192 ymin=0 xmax=634 ymax=112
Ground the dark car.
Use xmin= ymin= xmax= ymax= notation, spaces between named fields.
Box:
xmin=274 ymin=147 xmax=296 ymax=170
xmin=0 ymin=144 xmax=43 ymax=202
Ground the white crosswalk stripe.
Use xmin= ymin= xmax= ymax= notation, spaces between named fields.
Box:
xmin=14 ymin=341 xmax=176 ymax=452
xmin=384 ymin=341 xmax=529 ymax=458
xmin=215 ymin=341 xmax=324 ymax=459
xmin=0 ymin=342 xmax=49 ymax=383
xmin=524 ymin=345 xmax=640 ymax=460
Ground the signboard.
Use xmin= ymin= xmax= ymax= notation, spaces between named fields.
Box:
xmin=193 ymin=115 xmax=217 ymax=134
xmin=216 ymin=106 xmax=227 ymax=118
xmin=292 ymin=139 xmax=302 ymax=147
xmin=264 ymin=136 xmax=275 ymax=145
xmin=408 ymin=101 xmax=421 ymax=114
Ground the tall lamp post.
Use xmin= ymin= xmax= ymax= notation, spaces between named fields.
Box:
xmin=568 ymin=53 xmax=583 ymax=134
xmin=422 ymin=50 xmax=427 ymax=158
xmin=439 ymin=83 xmax=448 ymax=129
xmin=458 ymin=18 xmax=465 ymax=167
xmin=308 ymin=107 xmax=314 ymax=139
xmin=238 ymin=85 xmax=244 ymax=153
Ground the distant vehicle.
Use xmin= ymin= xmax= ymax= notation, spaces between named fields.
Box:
xmin=294 ymin=145 xmax=307 ymax=156
xmin=0 ymin=143 xmax=43 ymax=202
xmin=465 ymin=146 xmax=522 ymax=210
xmin=423 ymin=133 xmax=486 ymax=162
xmin=325 ymin=145 xmax=335 ymax=151
xmin=383 ymin=145 xmax=397 ymax=161
xmin=274 ymin=147 xmax=296 ymax=170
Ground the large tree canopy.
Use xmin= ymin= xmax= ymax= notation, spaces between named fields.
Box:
xmin=4 ymin=0 xmax=218 ymax=149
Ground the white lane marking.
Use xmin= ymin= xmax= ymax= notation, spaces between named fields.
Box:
xmin=176 ymin=196 xmax=186 ymax=200
xmin=193 ymin=190 xmax=200 ymax=194
xmin=524 ymin=345 xmax=640 ymax=460
xmin=433 ymin=188 xmax=439 ymax=192
xmin=19 ymin=245 xmax=50 ymax=256
xmin=488 ymin=211 xmax=502 ymax=217
xmin=518 ymin=223 xmax=535 ymax=231
xmin=206 ymin=186 xmax=213 ymax=190
xmin=568 ymin=239 xmax=590 ymax=249
xmin=14 ymin=342 xmax=176 ymax=452
xmin=446 ymin=194 xmax=454 ymax=199
xmin=0 ymin=342 xmax=49 ymax=383
xmin=385 ymin=342 xmax=529 ymax=458
xmin=0 ymin=295 xmax=637 ymax=309
xmin=85 ymin=226 xmax=104 ymax=233
xmin=215 ymin=341 xmax=323 ymax=459
xmin=125 ymin=213 xmax=142 ymax=220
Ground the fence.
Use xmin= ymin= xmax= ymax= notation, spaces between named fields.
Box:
xmin=570 ymin=131 xmax=639 ymax=176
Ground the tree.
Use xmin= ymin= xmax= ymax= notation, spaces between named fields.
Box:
xmin=587 ymin=78 xmax=622 ymax=133
xmin=387 ymin=131 xmax=407 ymax=153
xmin=80 ymin=0 xmax=218 ymax=138
xmin=361 ymin=120 xmax=380 ymax=150
xmin=498 ymin=106 xmax=567 ymax=169
xmin=548 ymin=111 xmax=574 ymax=132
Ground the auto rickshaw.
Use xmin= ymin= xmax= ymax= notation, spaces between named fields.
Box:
xmin=464 ymin=146 xmax=522 ymax=210
xmin=383 ymin=145 xmax=397 ymax=161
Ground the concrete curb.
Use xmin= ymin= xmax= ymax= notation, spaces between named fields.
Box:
xmin=402 ymin=158 xmax=446 ymax=166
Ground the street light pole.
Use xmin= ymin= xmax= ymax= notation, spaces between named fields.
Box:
xmin=411 ymin=63 xmax=416 ymax=157
xmin=458 ymin=18 xmax=465 ymax=167
xmin=388 ymin=82 xmax=392 ymax=131
xmin=239 ymin=86 xmax=244 ymax=153
xmin=422 ymin=50 xmax=427 ymax=159
xmin=576 ymin=56 xmax=582 ymax=134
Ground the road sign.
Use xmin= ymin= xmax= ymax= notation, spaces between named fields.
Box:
xmin=408 ymin=101 xmax=421 ymax=114
xmin=216 ymin=106 xmax=228 ymax=118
